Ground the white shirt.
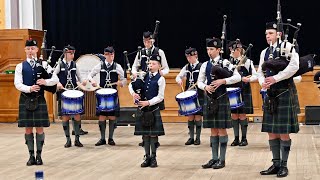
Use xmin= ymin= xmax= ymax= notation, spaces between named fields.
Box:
xmin=87 ymin=60 xmax=127 ymax=87
xmin=257 ymin=42 xmax=299 ymax=86
xmin=132 ymin=46 xmax=169 ymax=75
xmin=175 ymin=60 xmax=200 ymax=84
xmin=14 ymin=59 xmax=59 ymax=93
xmin=53 ymin=59 xmax=83 ymax=83
xmin=234 ymin=58 xmax=258 ymax=82
xmin=197 ymin=56 xmax=241 ymax=90
xmin=128 ymin=71 xmax=166 ymax=106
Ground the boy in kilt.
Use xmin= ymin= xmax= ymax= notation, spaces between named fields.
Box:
xmin=129 ymin=54 xmax=165 ymax=168
xmin=198 ymin=38 xmax=241 ymax=169
xmin=257 ymin=22 xmax=300 ymax=178
xmin=175 ymin=47 xmax=203 ymax=145
xmin=132 ymin=31 xmax=169 ymax=147
xmin=53 ymin=45 xmax=87 ymax=148
xmin=227 ymin=40 xmax=258 ymax=147
xmin=87 ymin=46 xmax=127 ymax=146
xmin=14 ymin=39 xmax=59 ymax=166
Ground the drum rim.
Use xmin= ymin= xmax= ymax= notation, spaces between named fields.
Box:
xmin=62 ymin=90 xmax=84 ymax=97
xmin=176 ymin=90 xmax=197 ymax=99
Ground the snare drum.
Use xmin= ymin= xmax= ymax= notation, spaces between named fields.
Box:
xmin=226 ymin=87 xmax=244 ymax=110
xmin=96 ymin=88 xmax=119 ymax=112
xmin=175 ymin=90 xmax=201 ymax=116
xmin=61 ymin=90 xmax=84 ymax=115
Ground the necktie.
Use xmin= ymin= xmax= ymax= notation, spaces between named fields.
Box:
xmin=107 ymin=63 xmax=111 ymax=68
xmin=30 ymin=60 xmax=35 ymax=68
xmin=191 ymin=64 xmax=194 ymax=69
xmin=67 ymin=63 xmax=70 ymax=69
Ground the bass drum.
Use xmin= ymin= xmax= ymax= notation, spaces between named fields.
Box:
xmin=76 ymin=54 xmax=104 ymax=91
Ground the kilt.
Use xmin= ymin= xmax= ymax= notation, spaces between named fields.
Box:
xmin=18 ymin=94 xmax=50 ymax=127
xmin=56 ymin=91 xmax=85 ymax=116
xmin=203 ymin=93 xmax=232 ymax=129
xmin=231 ymin=83 xmax=254 ymax=114
xmin=134 ymin=106 xmax=165 ymax=136
xmin=291 ymin=83 xmax=301 ymax=114
xmin=262 ymin=88 xmax=299 ymax=134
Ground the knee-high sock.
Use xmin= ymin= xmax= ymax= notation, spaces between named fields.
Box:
xmin=62 ymin=121 xmax=70 ymax=141
xmin=188 ymin=120 xmax=195 ymax=139
xmin=239 ymin=118 xmax=248 ymax=139
xmin=150 ymin=136 xmax=158 ymax=156
xmin=108 ymin=120 xmax=116 ymax=139
xmin=211 ymin=136 xmax=219 ymax=160
xmin=142 ymin=136 xmax=151 ymax=156
xmin=36 ymin=133 xmax=45 ymax=155
xmin=98 ymin=120 xmax=106 ymax=140
xmin=280 ymin=139 xmax=291 ymax=167
xmin=195 ymin=120 xmax=202 ymax=140
xmin=269 ymin=139 xmax=281 ymax=167
xmin=232 ymin=119 xmax=239 ymax=140
xmin=25 ymin=133 xmax=34 ymax=156
xmin=219 ymin=135 xmax=228 ymax=161
xmin=73 ymin=120 xmax=81 ymax=141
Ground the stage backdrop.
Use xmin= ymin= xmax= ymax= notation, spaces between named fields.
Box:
xmin=42 ymin=0 xmax=319 ymax=69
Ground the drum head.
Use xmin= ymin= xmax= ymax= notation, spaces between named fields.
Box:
xmin=96 ymin=88 xmax=117 ymax=95
xmin=176 ymin=90 xmax=196 ymax=99
xmin=227 ymin=87 xmax=240 ymax=93
xmin=62 ymin=90 xmax=84 ymax=98
xmin=76 ymin=54 xmax=102 ymax=91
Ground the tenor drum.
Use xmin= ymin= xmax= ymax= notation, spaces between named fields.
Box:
xmin=96 ymin=88 xmax=119 ymax=112
xmin=175 ymin=90 xmax=201 ymax=116
xmin=226 ymin=87 xmax=244 ymax=110
xmin=61 ymin=90 xmax=84 ymax=115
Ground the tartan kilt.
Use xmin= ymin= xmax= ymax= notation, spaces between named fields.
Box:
xmin=203 ymin=93 xmax=232 ymax=129
xmin=231 ymin=83 xmax=254 ymax=114
xmin=134 ymin=107 xmax=165 ymax=136
xmin=18 ymin=94 xmax=50 ymax=127
xmin=291 ymin=83 xmax=301 ymax=114
xmin=56 ymin=92 xmax=85 ymax=116
xmin=262 ymin=88 xmax=299 ymax=134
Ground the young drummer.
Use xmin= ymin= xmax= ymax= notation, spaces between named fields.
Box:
xmin=198 ymin=38 xmax=241 ymax=169
xmin=175 ymin=47 xmax=203 ymax=145
xmin=53 ymin=45 xmax=86 ymax=148
xmin=228 ymin=41 xmax=258 ymax=146
xmin=87 ymin=46 xmax=127 ymax=146
xmin=129 ymin=54 xmax=165 ymax=168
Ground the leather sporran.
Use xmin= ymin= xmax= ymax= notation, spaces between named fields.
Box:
xmin=25 ymin=97 xmax=39 ymax=111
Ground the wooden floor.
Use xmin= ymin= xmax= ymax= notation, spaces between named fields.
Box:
xmin=0 ymin=122 xmax=319 ymax=180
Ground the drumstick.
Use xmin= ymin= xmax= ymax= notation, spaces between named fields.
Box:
xmin=313 ymin=80 xmax=320 ymax=83
xmin=180 ymin=82 xmax=185 ymax=92
xmin=186 ymin=83 xmax=198 ymax=91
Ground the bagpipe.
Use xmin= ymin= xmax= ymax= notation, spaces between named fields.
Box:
xmin=210 ymin=15 xmax=233 ymax=81
xmin=261 ymin=0 xmax=316 ymax=77
xmin=125 ymin=20 xmax=160 ymax=101
xmin=36 ymin=30 xmax=58 ymax=94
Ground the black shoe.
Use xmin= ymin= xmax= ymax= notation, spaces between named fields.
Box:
xmin=138 ymin=141 xmax=144 ymax=146
xmin=149 ymin=156 xmax=158 ymax=168
xmin=108 ymin=138 xmax=116 ymax=146
xmin=140 ymin=155 xmax=151 ymax=168
xmin=64 ymin=139 xmax=72 ymax=148
xmin=212 ymin=160 xmax=225 ymax=169
xmin=74 ymin=140 xmax=83 ymax=147
xmin=231 ymin=139 xmax=240 ymax=146
xmin=239 ymin=139 xmax=248 ymax=146
xmin=95 ymin=139 xmax=106 ymax=146
xmin=185 ymin=138 xmax=194 ymax=145
xmin=194 ymin=138 xmax=201 ymax=145
xmin=72 ymin=129 xmax=88 ymax=135
xmin=26 ymin=156 xmax=36 ymax=166
xmin=35 ymin=155 xmax=43 ymax=165
xmin=260 ymin=164 xmax=280 ymax=175
xmin=277 ymin=166 xmax=289 ymax=177
xmin=202 ymin=159 xmax=218 ymax=169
